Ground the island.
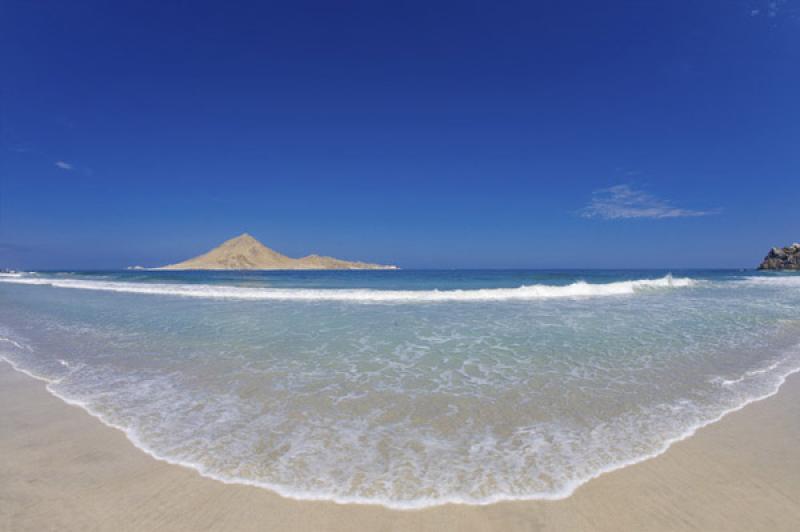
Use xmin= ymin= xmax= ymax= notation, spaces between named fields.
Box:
xmin=156 ymin=233 xmax=397 ymax=270
xmin=758 ymin=243 xmax=800 ymax=270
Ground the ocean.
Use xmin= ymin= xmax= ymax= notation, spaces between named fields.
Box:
xmin=1 ymin=269 xmax=799 ymax=509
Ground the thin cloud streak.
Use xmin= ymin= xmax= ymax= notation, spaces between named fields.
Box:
xmin=580 ymin=185 xmax=720 ymax=220
xmin=0 ymin=242 xmax=30 ymax=253
xmin=55 ymin=161 xmax=73 ymax=170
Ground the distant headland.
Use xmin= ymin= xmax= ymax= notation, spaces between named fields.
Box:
xmin=758 ymin=243 xmax=800 ymax=270
xmin=154 ymin=233 xmax=398 ymax=271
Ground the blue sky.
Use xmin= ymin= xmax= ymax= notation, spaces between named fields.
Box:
xmin=1 ymin=0 xmax=798 ymax=269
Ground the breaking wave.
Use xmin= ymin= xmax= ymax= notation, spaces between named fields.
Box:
xmin=2 ymin=270 xmax=800 ymax=509
xmin=0 ymin=274 xmax=696 ymax=303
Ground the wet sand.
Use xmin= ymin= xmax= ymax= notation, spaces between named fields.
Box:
xmin=1 ymin=360 xmax=799 ymax=531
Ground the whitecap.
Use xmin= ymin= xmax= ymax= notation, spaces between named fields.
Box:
xmin=0 ymin=274 xmax=697 ymax=303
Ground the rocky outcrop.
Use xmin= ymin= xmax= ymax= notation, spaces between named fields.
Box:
xmin=158 ymin=233 xmax=397 ymax=270
xmin=758 ymin=243 xmax=800 ymax=270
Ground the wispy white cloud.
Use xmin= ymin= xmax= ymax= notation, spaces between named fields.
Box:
xmin=7 ymin=144 xmax=34 ymax=153
xmin=749 ymin=0 xmax=797 ymax=18
xmin=580 ymin=184 xmax=719 ymax=220
xmin=0 ymin=242 xmax=29 ymax=252
xmin=54 ymin=160 xmax=73 ymax=170
xmin=767 ymin=0 xmax=785 ymax=17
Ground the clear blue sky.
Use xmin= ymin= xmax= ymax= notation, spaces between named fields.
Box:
xmin=2 ymin=1 xmax=798 ymax=269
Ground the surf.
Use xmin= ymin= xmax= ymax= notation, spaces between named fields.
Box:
xmin=0 ymin=273 xmax=696 ymax=302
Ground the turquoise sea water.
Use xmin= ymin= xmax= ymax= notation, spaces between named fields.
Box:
xmin=1 ymin=269 xmax=799 ymax=508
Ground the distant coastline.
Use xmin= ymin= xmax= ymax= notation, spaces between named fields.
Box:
xmin=153 ymin=233 xmax=397 ymax=271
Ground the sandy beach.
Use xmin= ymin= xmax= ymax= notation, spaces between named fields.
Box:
xmin=1 ymin=360 xmax=799 ymax=532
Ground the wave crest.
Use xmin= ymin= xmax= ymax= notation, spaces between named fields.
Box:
xmin=0 ymin=274 xmax=696 ymax=302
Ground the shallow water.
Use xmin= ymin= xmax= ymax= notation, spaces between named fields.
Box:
xmin=1 ymin=269 xmax=799 ymax=508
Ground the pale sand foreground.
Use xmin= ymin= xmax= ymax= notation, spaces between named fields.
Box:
xmin=1 ymin=361 xmax=799 ymax=532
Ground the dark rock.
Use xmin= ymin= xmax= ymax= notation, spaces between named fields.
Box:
xmin=758 ymin=243 xmax=800 ymax=270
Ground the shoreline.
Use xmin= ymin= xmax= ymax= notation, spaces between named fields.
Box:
xmin=2 ymin=350 xmax=799 ymax=511
xmin=2 ymin=359 xmax=800 ymax=530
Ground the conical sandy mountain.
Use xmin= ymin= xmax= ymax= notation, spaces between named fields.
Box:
xmin=158 ymin=233 xmax=397 ymax=270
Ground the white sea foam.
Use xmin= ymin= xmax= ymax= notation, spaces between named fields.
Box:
xmin=0 ymin=274 xmax=696 ymax=302
xmin=0 ymin=336 xmax=30 ymax=351
xmin=712 ymin=360 xmax=783 ymax=387
xmin=2 ymin=272 xmax=799 ymax=510
xmin=737 ymin=275 xmax=800 ymax=287
xmin=2 ymin=345 xmax=799 ymax=510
